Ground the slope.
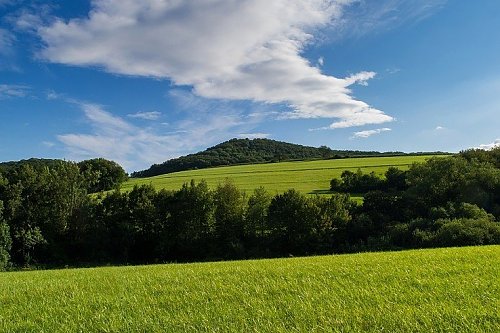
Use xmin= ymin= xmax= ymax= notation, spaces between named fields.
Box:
xmin=131 ymin=138 xmax=424 ymax=178
xmin=1 ymin=246 xmax=498 ymax=332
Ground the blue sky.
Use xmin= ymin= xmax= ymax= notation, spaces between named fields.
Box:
xmin=1 ymin=0 xmax=499 ymax=171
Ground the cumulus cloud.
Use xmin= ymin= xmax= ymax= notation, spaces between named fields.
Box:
xmin=0 ymin=84 xmax=28 ymax=98
xmin=38 ymin=0 xmax=394 ymax=129
xmin=477 ymin=139 xmax=500 ymax=150
xmin=351 ymin=127 xmax=391 ymax=139
xmin=127 ymin=111 xmax=162 ymax=120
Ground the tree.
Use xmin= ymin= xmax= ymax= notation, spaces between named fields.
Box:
xmin=166 ymin=180 xmax=215 ymax=260
xmin=128 ymin=184 xmax=158 ymax=261
xmin=268 ymin=190 xmax=319 ymax=255
xmin=432 ymin=218 xmax=500 ymax=247
xmin=213 ymin=180 xmax=245 ymax=257
xmin=78 ymin=158 xmax=128 ymax=193
xmin=384 ymin=167 xmax=407 ymax=191
xmin=0 ymin=201 xmax=12 ymax=270
xmin=245 ymin=187 xmax=271 ymax=239
xmin=311 ymin=194 xmax=353 ymax=252
xmin=318 ymin=145 xmax=333 ymax=159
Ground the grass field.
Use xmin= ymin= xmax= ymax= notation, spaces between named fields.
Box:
xmin=123 ymin=155 xmax=438 ymax=195
xmin=0 ymin=245 xmax=498 ymax=332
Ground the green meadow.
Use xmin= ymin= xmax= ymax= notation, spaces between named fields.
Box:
xmin=0 ymin=245 xmax=498 ymax=332
xmin=123 ymin=155 xmax=436 ymax=195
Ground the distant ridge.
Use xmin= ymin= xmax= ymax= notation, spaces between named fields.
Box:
xmin=131 ymin=138 xmax=446 ymax=178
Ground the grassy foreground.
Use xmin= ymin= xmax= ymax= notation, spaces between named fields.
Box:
xmin=124 ymin=155 xmax=435 ymax=195
xmin=1 ymin=246 xmax=499 ymax=332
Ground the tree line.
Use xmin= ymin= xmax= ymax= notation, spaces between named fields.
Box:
xmin=1 ymin=149 xmax=499 ymax=270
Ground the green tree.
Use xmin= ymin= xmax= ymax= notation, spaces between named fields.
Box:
xmin=78 ymin=158 xmax=128 ymax=193
xmin=0 ymin=200 xmax=12 ymax=270
xmin=213 ymin=180 xmax=245 ymax=257
xmin=268 ymin=190 xmax=319 ymax=255
xmin=245 ymin=187 xmax=271 ymax=239
xmin=385 ymin=167 xmax=407 ymax=191
xmin=167 ymin=180 xmax=215 ymax=259
xmin=128 ymin=184 xmax=158 ymax=261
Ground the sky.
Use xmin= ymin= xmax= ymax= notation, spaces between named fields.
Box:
xmin=1 ymin=0 xmax=499 ymax=172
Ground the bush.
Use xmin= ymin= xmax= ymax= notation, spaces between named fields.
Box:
xmin=432 ymin=218 xmax=500 ymax=247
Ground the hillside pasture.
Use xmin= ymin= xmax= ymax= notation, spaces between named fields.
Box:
xmin=0 ymin=246 xmax=498 ymax=332
xmin=124 ymin=155 xmax=436 ymax=195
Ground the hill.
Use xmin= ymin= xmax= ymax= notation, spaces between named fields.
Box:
xmin=123 ymin=155 xmax=437 ymax=197
xmin=131 ymin=138 xmax=427 ymax=178
xmin=1 ymin=246 xmax=498 ymax=332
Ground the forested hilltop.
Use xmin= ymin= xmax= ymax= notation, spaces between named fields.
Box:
xmin=132 ymin=138 xmax=444 ymax=178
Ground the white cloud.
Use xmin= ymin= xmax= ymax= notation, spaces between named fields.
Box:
xmin=38 ymin=0 xmax=394 ymax=129
xmin=0 ymin=29 xmax=15 ymax=56
xmin=57 ymin=95 xmax=263 ymax=171
xmin=57 ymin=103 xmax=181 ymax=171
xmin=435 ymin=125 xmax=445 ymax=130
xmin=238 ymin=133 xmax=270 ymax=139
xmin=351 ymin=127 xmax=391 ymax=139
xmin=127 ymin=111 xmax=162 ymax=120
xmin=386 ymin=67 xmax=401 ymax=74
xmin=477 ymin=139 xmax=500 ymax=150
xmin=41 ymin=141 xmax=55 ymax=148
xmin=0 ymin=84 xmax=28 ymax=98
xmin=330 ymin=0 xmax=447 ymax=40
xmin=317 ymin=56 xmax=324 ymax=67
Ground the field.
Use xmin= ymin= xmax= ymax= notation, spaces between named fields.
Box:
xmin=0 ymin=245 xmax=498 ymax=332
xmin=123 ymin=155 xmax=437 ymax=195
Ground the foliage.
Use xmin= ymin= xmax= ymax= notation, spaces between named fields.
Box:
xmin=0 ymin=148 xmax=499 ymax=268
xmin=78 ymin=158 xmax=128 ymax=193
xmin=0 ymin=201 xmax=12 ymax=270
xmin=432 ymin=218 xmax=500 ymax=246
xmin=330 ymin=166 xmax=407 ymax=193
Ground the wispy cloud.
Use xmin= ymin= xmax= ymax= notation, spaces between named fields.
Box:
xmin=351 ymin=127 xmax=391 ymax=139
xmin=477 ymin=139 xmax=500 ymax=150
xmin=0 ymin=28 xmax=19 ymax=70
xmin=38 ymin=0 xmax=394 ymax=129
xmin=0 ymin=84 xmax=29 ymax=98
xmin=330 ymin=0 xmax=447 ymax=40
xmin=57 ymin=94 xmax=263 ymax=171
xmin=0 ymin=29 xmax=15 ymax=56
xmin=127 ymin=111 xmax=162 ymax=121
xmin=0 ymin=0 xmax=17 ymax=7
xmin=435 ymin=125 xmax=445 ymax=130
xmin=41 ymin=141 xmax=55 ymax=148
xmin=58 ymin=103 xmax=177 ymax=171
xmin=46 ymin=89 xmax=63 ymax=100
xmin=238 ymin=133 xmax=270 ymax=139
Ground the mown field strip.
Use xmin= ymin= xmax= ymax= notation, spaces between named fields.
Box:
xmin=1 ymin=246 xmax=498 ymax=332
xmin=124 ymin=155 xmax=439 ymax=194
